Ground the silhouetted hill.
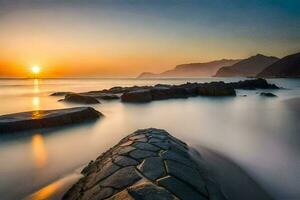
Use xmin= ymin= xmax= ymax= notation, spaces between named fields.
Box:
xmin=215 ymin=54 xmax=279 ymax=77
xmin=138 ymin=59 xmax=240 ymax=78
xmin=257 ymin=52 xmax=300 ymax=78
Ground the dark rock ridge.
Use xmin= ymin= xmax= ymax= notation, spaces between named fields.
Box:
xmin=63 ymin=128 xmax=227 ymax=200
xmin=53 ymin=79 xmax=279 ymax=103
xmin=120 ymin=79 xmax=278 ymax=103
xmin=260 ymin=92 xmax=277 ymax=97
xmin=0 ymin=107 xmax=102 ymax=133
xmin=257 ymin=52 xmax=300 ymax=78
xmin=56 ymin=92 xmax=120 ymax=104
xmin=138 ymin=59 xmax=240 ymax=78
xmin=215 ymin=54 xmax=279 ymax=77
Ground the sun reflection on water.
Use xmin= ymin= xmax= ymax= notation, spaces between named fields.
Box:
xmin=31 ymin=134 xmax=48 ymax=169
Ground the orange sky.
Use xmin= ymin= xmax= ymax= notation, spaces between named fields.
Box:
xmin=0 ymin=2 xmax=299 ymax=78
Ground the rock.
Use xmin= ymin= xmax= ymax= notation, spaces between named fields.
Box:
xmin=121 ymin=89 xmax=152 ymax=103
xmin=129 ymin=149 xmax=157 ymax=160
xmin=150 ymin=87 xmax=173 ymax=100
xmin=50 ymin=91 xmax=70 ymax=96
xmin=100 ymin=166 xmax=142 ymax=189
xmin=228 ymin=78 xmax=279 ymax=89
xmin=114 ymin=156 xmax=139 ymax=167
xmin=260 ymin=92 xmax=277 ymax=97
xmin=0 ymin=107 xmax=102 ymax=133
xmin=197 ymin=82 xmax=236 ymax=96
xmin=64 ymin=93 xmax=100 ymax=104
xmin=106 ymin=190 xmax=134 ymax=200
xmin=63 ymin=128 xmax=227 ymax=200
xmin=132 ymin=142 xmax=160 ymax=152
xmin=164 ymin=160 xmax=207 ymax=195
xmin=138 ymin=157 xmax=166 ymax=180
xmin=157 ymin=176 xmax=207 ymax=200
xmin=128 ymin=181 xmax=178 ymax=200
xmin=82 ymin=92 xmax=120 ymax=100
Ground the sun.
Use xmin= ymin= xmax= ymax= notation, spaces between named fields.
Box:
xmin=31 ymin=65 xmax=41 ymax=75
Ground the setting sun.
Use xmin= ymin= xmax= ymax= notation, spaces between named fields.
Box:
xmin=31 ymin=65 xmax=41 ymax=75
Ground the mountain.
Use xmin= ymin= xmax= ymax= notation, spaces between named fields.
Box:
xmin=214 ymin=54 xmax=279 ymax=77
xmin=257 ymin=52 xmax=300 ymax=78
xmin=137 ymin=59 xmax=240 ymax=78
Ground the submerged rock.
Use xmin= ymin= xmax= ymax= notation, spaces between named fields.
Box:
xmin=121 ymin=89 xmax=152 ymax=103
xmin=0 ymin=107 xmax=102 ymax=133
xmin=260 ymin=92 xmax=277 ymax=97
xmin=63 ymin=128 xmax=227 ymax=200
xmin=64 ymin=93 xmax=100 ymax=104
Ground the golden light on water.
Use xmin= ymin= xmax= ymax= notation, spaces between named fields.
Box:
xmin=31 ymin=134 xmax=48 ymax=169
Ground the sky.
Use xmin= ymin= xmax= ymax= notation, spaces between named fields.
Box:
xmin=0 ymin=0 xmax=299 ymax=77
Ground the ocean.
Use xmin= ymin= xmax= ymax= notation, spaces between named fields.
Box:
xmin=0 ymin=78 xmax=299 ymax=200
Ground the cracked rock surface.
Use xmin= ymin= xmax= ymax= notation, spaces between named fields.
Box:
xmin=63 ymin=128 xmax=227 ymax=200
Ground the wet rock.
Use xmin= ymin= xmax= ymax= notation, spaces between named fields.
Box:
xmin=0 ymin=107 xmax=102 ymax=133
xmin=157 ymin=176 xmax=207 ymax=200
xmin=128 ymin=181 xmax=178 ymax=200
xmin=129 ymin=149 xmax=157 ymax=160
xmin=63 ymin=128 xmax=227 ymax=200
xmin=100 ymin=166 xmax=142 ymax=189
xmin=138 ymin=157 xmax=165 ymax=180
xmin=260 ymin=92 xmax=277 ymax=97
xmin=106 ymin=190 xmax=134 ymax=200
xmin=114 ymin=156 xmax=139 ymax=167
xmin=121 ymin=89 xmax=152 ymax=103
xmin=165 ymin=160 xmax=207 ymax=195
xmin=132 ymin=142 xmax=160 ymax=152
xmin=64 ymin=93 xmax=100 ymax=104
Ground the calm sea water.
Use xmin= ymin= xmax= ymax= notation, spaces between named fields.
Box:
xmin=0 ymin=78 xmax=299 ymax=200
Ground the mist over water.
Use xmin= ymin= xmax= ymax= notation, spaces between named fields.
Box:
xmin=0 ymin=78 xmax=299 ymax=200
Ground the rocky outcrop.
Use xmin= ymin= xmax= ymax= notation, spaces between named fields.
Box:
xmin=0 ymin=107 xmax=102 ymax=133
xmin=138 ymin=59 xmax=240 ymax=78
xmin=257 ymin=52 xmax=300 ymax=78
xmin=120 ymin=79 xmax=279 ymax=102
xmin=63 ymin=93 xmax=100 ymax=104
xmin=54 ymin=79 xmax=279 ymax=103
xmin=227 ymin=78 xmax=279 ymax=90
xmin=215 ymin=54 xmax=279 ymax=77
xmin=63 ymin=128 xmax=227 ymax=200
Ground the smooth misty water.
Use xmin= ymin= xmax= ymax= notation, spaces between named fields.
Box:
xmin=0 ymin=78 xmax=299 ymax=200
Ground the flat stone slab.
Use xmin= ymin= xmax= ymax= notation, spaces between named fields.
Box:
xmin=63 ymin=128 xmax=227 ymax=200
xmin=0 ymin=107 xmax=102 ymax=133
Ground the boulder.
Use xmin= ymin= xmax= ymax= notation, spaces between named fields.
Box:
xmin=121 ymin=89 xmax=152 ymax=103
xmin=0 ymin=107 xmax=102 ymax=133
xmin=198 ymin=82 xmax=236 ymax=96
xmin=64 ymin=93 xmax=100 ymax=104
xmin=150 ymin=87 xmax=172 ymax=100
xmin=63 ymin=128 xmax=227 ymax=200
xmin=260 ymin=92 xmax=277 ymax=97
xmin=82 ymin=92 xmax=120 ymax=100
